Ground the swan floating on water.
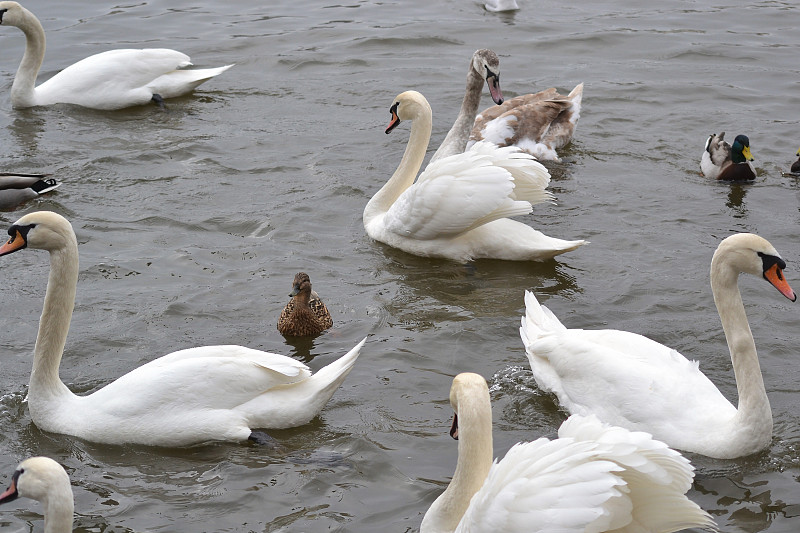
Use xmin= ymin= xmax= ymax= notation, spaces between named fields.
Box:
xmin=0 ymin=211 xmax=366 ymax=446
xmin=520 ymin=233 xmax=795 ymax=459
xmin=420 ymin=372 xmax=718 ymax=533
xmin=0 ymin=1 xmax=232 ymax=110
xmin=364 ymin=90 xmax=586 ymax=262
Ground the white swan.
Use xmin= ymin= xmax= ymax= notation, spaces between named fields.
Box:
xmin=520 ymin=233 xmax=796 ymax=459
xmin=484 ymin=0 xmax=520 ymax=12
xmin=0 ymin=1 xmax=233 ymax=110
xmin=0 ymin=211 xmax=367 ymax=447
xmin=430 ymin=49 xmax=504 ymax=163
xmin=0 ymin=457 xmax=73 ymax=533
xmin=0 ymin=172 xmax=59 ymax=209
xmin=421 ymin=373 xmax=718 ymax=533
xmin=468 ymin=83 xmax=583 ymax=161
xmin=364 ymin=90 xmax=586 ymax=262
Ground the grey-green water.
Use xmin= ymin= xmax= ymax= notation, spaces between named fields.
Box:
xmin=1 ymin=0 xmax=799 ymax=531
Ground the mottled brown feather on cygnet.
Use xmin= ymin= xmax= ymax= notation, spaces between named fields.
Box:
xmin=277 ymin=272 xmax=333 ymax=337
xmin=468 ymin=83 xmax=583 ymax=161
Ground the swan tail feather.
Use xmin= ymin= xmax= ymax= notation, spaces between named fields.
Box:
xmin=148 ymin=64 xmax=234 ymax=97
xmin=521 ymin=291 xmax=568 ymax=346
xmin=242 ymin=338 xmax=366 ymax=429
xmin=306 ymin=337 xmax=366 ymax=397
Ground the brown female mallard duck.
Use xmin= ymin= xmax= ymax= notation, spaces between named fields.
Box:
xmin=277 ymin=272 xmax=333 ymax=337
xmin=700 ymin=132 xmax=755 ymax=181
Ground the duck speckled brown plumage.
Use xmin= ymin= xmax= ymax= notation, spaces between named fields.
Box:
xmin=277 ymin=272 xmax=333 ymax=337
xmin=467 ymin=83 xmax=583 ymax=161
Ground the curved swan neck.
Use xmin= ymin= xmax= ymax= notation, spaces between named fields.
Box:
xmin=423 ymin=389 xmax=493 ymax=533
xmin=8 ymin=4 xmax=46 ymax=107
xmin=431 ymin=66 xmax=485 ymax=162
xmin=30 ymin=238 xmax=78 ymax=399
xmin=42 ymin=491 xmax=74 ymax=533
xmin=710 ymin=253 xmax=770 ymax=421
xmin=363 ymin=105 xmax=432 ymax=224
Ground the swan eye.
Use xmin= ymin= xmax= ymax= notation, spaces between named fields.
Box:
xmin=758 ymin=252 xmax=786 ymax=274
xmin=7 ymin=224 xmax=34 ymax=239
xmin=390 ymin=102 xmax=399 ymax=114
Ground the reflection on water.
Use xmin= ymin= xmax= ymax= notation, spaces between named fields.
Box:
xmin=726 ymin=182 xmax=748 ymax=217
xmin=281 ymin=332 xmax=327 ymax=363
xmin=8 ymin=112 xmax=45 ymax=157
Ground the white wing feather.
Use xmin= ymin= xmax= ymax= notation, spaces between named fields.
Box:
xmin=383 ymin=142 xmax=552 ymax=240
xmin=520 ymin=290 xmax=737 ymax=450
xmin=457 ymin=415 xmax=718 ymax=533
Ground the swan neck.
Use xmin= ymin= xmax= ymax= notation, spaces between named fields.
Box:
xmin=432 ymin=68 xmax=484 ymax=161
xmin=42 ymin=492 xmax=74 ymax=533
xmin=30 ymin=241 xmax=78 ymax=400
xmin=426 ymin=393 xmax=493 ymax=532
xmin=9 ymin=5 xmax=46 ymax=107
xmin=364 ymin=109 xmax=431 ymax=223
xmin=710 ymin=256 xmax=770 ymax=420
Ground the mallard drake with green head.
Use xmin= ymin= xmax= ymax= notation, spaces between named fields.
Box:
xmin=0 ymin=172 xmax=59 ymax=210
xmin=701 ymin=132 xmax=755 ymax=181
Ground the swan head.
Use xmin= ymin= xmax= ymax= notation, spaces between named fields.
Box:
xmin=385 ymin=90 xmax=431 ymax=134
xmin=714 ymin=233 xmax=796 ymax=301
xmin=289 ymin=272 xmax=312 ymax=297
xmin=471 ymin=49 xmax=503 ymax=105
xmin=0 ymin=456 xmax=72 ymax=510
xmin=449 ymin=372 xmax=491 ymax=440
xmin=0 ymin=211 xmax=75 ymax=256
xmin=0 ymin=2 xmax=29 ymax=27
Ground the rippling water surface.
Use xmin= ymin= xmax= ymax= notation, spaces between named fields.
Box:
xmin=1 ymin=0 xmax=799 ymax=531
